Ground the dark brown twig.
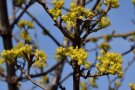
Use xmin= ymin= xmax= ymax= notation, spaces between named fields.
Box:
xmin=36 ymin=0 xmax=74 ymax=42
xmin=10 ymin=0 xmax=35 ymax=29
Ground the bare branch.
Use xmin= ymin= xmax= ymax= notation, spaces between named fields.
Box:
xmin=85 ymin=31 xmax=135 ymax=43
xmin=10 ymin=0 xmax=35 ymax=29
xmin=22 ymin=8 xmax=61 ymax=46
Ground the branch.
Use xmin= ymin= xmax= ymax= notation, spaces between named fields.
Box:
xmin=91 ymin=0 xmax=101 ymax=11
xmin=0 ymin=0 xmax=17 ymax=90
xmin=81 ymin=71 xmax=109 ymax=79
xmin=122 ymin=46 xmax=135 ymax=56
xmin=81 ymin=5 xmax=111 ymax=41
xmin=10 ymin=0 xmax=35 ymax=29
xmin=0 ymin=70 xmax=6 ymax=78
xmin=6 ymin=58 xmax=47 ymax=90
xmin=15 ymin=64 xmax=47 ymax=90
xmin=85 ymin=31 xmax=135 ymax=43
xmin=60 ymin=72 xmax=73 ymax=84
xmin=22 ymin=8 xmax=61 ymax=46
xmin=35 ymin=0 xmax=75 ymax=42
xmin=20 ymin=61 xmax=63 ymax=79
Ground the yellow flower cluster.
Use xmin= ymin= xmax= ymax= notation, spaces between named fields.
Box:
xmin=18 ymin=20 xmax=34 ymax=28
xmin=1 ymin=42 xmax=47 ymax=69
xmin=55 ymin=46 xmax=91 ymax=68
xmin=49 ymin=0 xmax=64 ymax=20
xmin=129 ymin=83 xmax=135 ymax=90
xmin=98 ymin=17 xmax=111 ymax=28
xmin=62 ymin=2 xmax=94 ymax=29
xmin=104 ymin=0 xmax=120 ymax=8
xmin=1 ymin=44 xmax=32 ymax=61
xmin=20 ymin=30 xmax=31 ymax=42
xmin=33 ymin=50 xmax=47 ymax=69
xmin=55 ymin=47 xmax=67 ymax=59
xmin=96 ymin=50 xmax=123 ymax=78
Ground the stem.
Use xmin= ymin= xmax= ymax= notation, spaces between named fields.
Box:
xmin=0 ymin=0 xmax=18 ymax=90
xmin=73 ymin=64 xmax=80 ymax=90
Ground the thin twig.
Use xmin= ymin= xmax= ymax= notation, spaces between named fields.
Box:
xmin=20 ymin=61 xmax=63 ymax=79
xmin=91 ymin=0 xmax=101 ymax=11
xmin=60 ymin=72 xmax=73 ymax=84
xmin=81 ymin=5 xmax=111 ymax=41
xmin=11 ymin=60 xmax=47 ymax=90
xmin=22 ymin=8 xmax=61 ymax=46
xmin=36 ymin=0 xmax=74 ymax=42
xmin=85 ymin=31 xmax=135 ymax=43
xmin=10 ymin=0 xmax=35 ymax=29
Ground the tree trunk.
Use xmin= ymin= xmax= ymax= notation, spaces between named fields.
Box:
xmin=0 ymin=0 xmax=18 ymax=90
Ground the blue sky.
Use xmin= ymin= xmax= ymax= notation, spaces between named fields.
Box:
xmin=0 ymin=0 xmax=135 ymax=90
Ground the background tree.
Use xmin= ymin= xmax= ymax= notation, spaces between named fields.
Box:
xmin=0 ymin=0 xmax=135 ymax=90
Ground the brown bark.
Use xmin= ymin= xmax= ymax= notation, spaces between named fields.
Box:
xmin=0 ymin=0 xmax=18 ymax=90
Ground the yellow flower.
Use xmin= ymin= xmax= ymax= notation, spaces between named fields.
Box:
xmin=14 ymin=42 xmax=24 ymax=49
xmin=22 ymin=45 xmax=32 ymax=54
xmin=49 ymin=0 xmax=64 ymax=20
xmin=20 ymin=31 xmax=31 ymax=41
xmin=18 ymin=20 xmax=27 ymax=28
xmin=1 ymin=44 xmax=32 ymax=61
xmin=1 ymin=43 xmax=48 ymax=67
xmin=84 ymin=62 xmax=91 ymax=69
xmin=55 ymin=46 xmax=90 ymax=68
xmin=129 ymin=83 xmax=135 ymax=90
xmin=61 ymin=2 xmax=94 ymax=29
xmin=0 ymin=58 xmax=5 ymax=64
xmin=55 ymin=47 xmax=67 ymax=60
xmin=53 ymin=0 xmax=64 ymax=9
xmin=67 ymin=46 xmax=88 ymax=65
xmin=104 ymin=0 xmax=119 ymax=8
xmin=98 ymin=17 xmax=111 ymax=28
xmin=18 ymin=20 xmax=34 ymax=29
xmin=99 ymin=42 xmax=110 ymax=51
xmin=34 ymin=50 xmax=47 ymax=61
xmin=103 ymin=35 xmax=112 ymax=41
xmin=27 ymin=21 xmax=34 ymax=28
xmin=33 ymin=60 xmax=47 ymax=69
xmin=96 ymin=50 xmax=123 ymax=77
xmin=1 ymin=50 xmax=17 ymax=60
xmin=115 ymin=81 xmax=121 ymax=87
xmin=84 ymin=9 xmax=94 ymax=18
xmin=33 ymin=50 xmax=47 ymax=69
xmin=111 ymin=0 xmax=120 ymax=8
xmin=49 ymin=9 xmax=61 ymax=20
